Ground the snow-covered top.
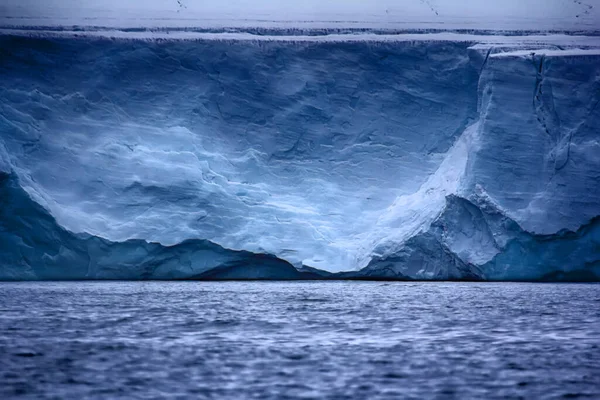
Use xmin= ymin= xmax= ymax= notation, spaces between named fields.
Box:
xmin=3 ymin=29 xmax=600 ymax=47
xmin=3 ymin=29 xmax=600 ymax=55
xmin=1 ymin=0 xmax=599 ymax=33
xmin=489 ymin=48 xmax=600 ymax=57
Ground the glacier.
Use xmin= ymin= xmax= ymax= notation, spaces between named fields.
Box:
xmin=0 ymin=27 xmax=599 ymax=280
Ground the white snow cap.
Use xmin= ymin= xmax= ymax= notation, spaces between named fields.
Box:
xmin=1 ymin=0 xmax=599 ymax=31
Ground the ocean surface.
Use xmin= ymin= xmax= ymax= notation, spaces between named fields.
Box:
xmin=0 ymin=281 xmax=598 ymax=399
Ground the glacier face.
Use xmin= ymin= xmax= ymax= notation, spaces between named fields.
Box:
xmin=0 ymin=31 xmax=599 ymax=280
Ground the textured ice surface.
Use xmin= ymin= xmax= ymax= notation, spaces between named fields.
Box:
xmin=356 ymin=194 xmax=600 ymax=281
xmin=0 ymin=27 xmax=599 ymax=280
xmin=0 ymin=171 xmax=313 ymax=280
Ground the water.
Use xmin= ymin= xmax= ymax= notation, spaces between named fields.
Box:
xmin=0 ymin=282 xmax=598 ymax=399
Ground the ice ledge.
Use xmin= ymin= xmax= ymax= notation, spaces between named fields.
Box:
xmin=350 ymin=194 xmax=600 ymax=281
xmin=2 ymin=28 xmax=600 ymax=48
xmin=0 ymin=171 xmax=319 ymax=281
xmin=489 ymin=48 xmax=600 ymax=58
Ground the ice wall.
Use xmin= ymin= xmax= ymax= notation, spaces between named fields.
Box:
xmin=0 ymin=30 xmax=599 ymax=280
xmin=0 ymin=35 xmax=480 ymax=272
xmin=469 ymin=48 xmax=600 ymax=233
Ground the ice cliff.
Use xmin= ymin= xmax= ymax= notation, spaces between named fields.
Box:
xmin=0 ymin=30 xmax=599 ymax=280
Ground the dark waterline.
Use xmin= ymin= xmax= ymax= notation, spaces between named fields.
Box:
xmin=0 ymin=281 xmax=599 ymax=399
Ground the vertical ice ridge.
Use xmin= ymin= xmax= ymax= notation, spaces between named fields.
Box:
xmin=531 ymin=53 xmax=571 ymax=171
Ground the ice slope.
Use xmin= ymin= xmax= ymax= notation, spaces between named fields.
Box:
xmin=356 ymin=194 xmax=600 ymax=281
xmin=0 ymin=170 xmax=312 ymax=280
xmin=0 ymin=30 xmax=599 ymax=280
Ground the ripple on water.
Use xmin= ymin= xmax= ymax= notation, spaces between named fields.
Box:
xmin=0 ymin=281 xmax=598 ymax=399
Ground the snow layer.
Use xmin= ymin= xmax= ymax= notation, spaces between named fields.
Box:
xmin=2 ymin=0 xmax=599 ymax=32
xmin=0 ymin=30 xmax=599 ymax=280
